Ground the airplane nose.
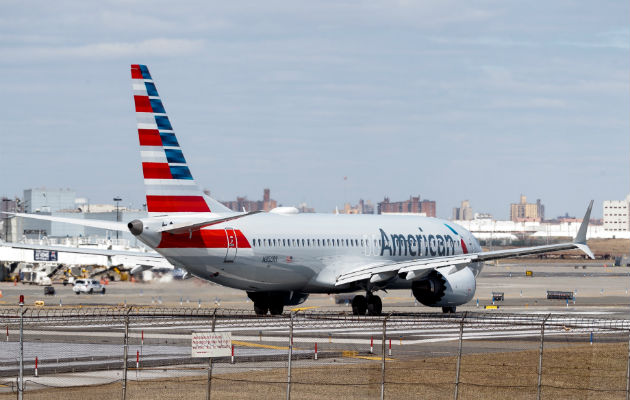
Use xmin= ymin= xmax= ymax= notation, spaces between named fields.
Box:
xmin=128 ymin=219 xmax=143 ymax=236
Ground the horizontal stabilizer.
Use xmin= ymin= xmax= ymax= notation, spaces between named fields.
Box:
xmin=1 ymin=212 xmax=128 ymax=232
xmin=157 ymin=211 xmax=261 ymax=234
xmin=0 ymin=241 xmax=162 ymax=258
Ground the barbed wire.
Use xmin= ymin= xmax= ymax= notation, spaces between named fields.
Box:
xmin=1 ymin=307 xmax=630 ymax=331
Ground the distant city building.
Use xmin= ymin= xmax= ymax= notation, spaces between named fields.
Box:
xmin=554 ymin=213 xmax=580 ymax=223
xmin=603 ymin=196 xmax=630 ymax=232
xmin=221 ymin=188 xmax=278 ymax=212
xmin=510 ymin=195 xmax=544 ymax=222
xmin=24 ymin=188 xmax=76 ymax=213
xmin=452 ymin=200 xmax=473 ymax=221
xmin=1 ymin=197 xmax=20 ymax=241
xmin=340 ymin=199 xmax=375 ymax=214
xmin=377 ymin=196 xmax=436 ymax=217
xmin=297 ymin=203 xmax=315 ymax=213
xmin=473 ymin=212 xmax=493 ymax=220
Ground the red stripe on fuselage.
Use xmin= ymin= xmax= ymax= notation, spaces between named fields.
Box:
xmin=158 ymin=229 xmax=250 ymax=249
xmin=138 ymin=129 xmax=163 ymax=146
xmin=460 ymin=239 xmax=468 ymax=254
xmin=146 ymin=195 xmax=211 ymax=213
xmin=142 ymin=163 xmax=172 ymax=179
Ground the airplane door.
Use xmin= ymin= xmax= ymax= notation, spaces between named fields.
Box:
xmin=224 ymin=228 xmax=237 ymax=263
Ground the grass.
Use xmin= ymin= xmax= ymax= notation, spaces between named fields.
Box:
xmin=3 ymin=342 xmax=628 ymax=399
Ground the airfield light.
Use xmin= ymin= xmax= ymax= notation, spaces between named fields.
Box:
xmin=18 ymin=295 xmax=24 ymax=305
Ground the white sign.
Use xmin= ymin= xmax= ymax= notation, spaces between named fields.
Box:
xmin=192 ymin=332 xmax=232 ymax=358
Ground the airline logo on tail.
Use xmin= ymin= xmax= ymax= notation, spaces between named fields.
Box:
xmin=131 ymin=64 xmax=211 ymax=214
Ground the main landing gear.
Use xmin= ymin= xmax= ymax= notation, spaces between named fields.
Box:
xmin=442 ymin=306 xmax=456 ymax=313
xmin=351 ymin=293 xmax=382 ymax=316
xmin=251 ymin=293 xmax=284 ymax=316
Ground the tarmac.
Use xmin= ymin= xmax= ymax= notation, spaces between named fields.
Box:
xmin=0 ymin=261 xmax=628 ymax=314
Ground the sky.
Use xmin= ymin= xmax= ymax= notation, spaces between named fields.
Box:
xmin=0 ymin=0 xmax=628 ymax=219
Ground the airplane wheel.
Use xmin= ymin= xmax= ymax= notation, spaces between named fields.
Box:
xmin=442 ymin=306 xmax=456 ymax=314
xmin=351 ymin=295 xmax=367 ymax=316
xmin=254 ymin=301 xmax=269 ymax=316
xmin=367 ymin=295 xmax=382 ymax=316
xmin=269 ymin=302 xmax=284 ymax=316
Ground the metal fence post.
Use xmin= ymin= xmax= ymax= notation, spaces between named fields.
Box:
xmin=287 ymin=311 xmax=294 ymax=400
xmin=18 ymin=301 xmax=24 ymax=400
xmin=381 ymin=315 xmax=390 ymax=400
xmin=207 ymin=308 xmax=217 ymax=400
xmin=625 ymin=329 xmax=630 ymax=400
xmin=454 ymin=312 xmax=467 ymax=400
xmin=122 ymin=307 xmax=131 ymax=400
xmin=537 ymin=314 xmax=551 ymax=400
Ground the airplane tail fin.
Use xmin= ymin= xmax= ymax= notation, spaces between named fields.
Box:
xmin=131 ymin=64 xmax=232 ymax=215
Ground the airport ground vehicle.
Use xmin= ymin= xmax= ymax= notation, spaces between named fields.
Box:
xmin=73 ymin=279 xmax=105 ymax=295
xmin=20 ymin=264 xmax=53 ymax=286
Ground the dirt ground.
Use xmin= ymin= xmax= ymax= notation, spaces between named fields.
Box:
xmin=4 ymin=342 xmax=628 ymax=400
xmin=487 ymin=238 xmax=630 ymax=264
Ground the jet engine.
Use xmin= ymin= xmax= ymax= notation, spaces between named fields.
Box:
xmin=411 ymin=266 xmax=475 ymax=307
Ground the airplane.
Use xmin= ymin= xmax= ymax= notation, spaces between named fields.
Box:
xmin=0 ymin=237 xmax=172 ymax=277
xmin=4 ymin=64 xmax=595 ymax=316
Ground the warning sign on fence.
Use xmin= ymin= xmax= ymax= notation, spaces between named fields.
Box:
xmin=192 ymin=332 xmax=232 ymax=358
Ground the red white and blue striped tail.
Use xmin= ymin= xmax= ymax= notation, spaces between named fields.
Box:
xmin=131 ymin=64 xmax=218 ymax=216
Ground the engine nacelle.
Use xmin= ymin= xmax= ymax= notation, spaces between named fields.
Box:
xmin=412 ymin=266 xmax=476 ymax=307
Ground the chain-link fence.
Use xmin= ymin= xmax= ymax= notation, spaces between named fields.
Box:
xmin=1 ymin=307 xmax=630 ymax=399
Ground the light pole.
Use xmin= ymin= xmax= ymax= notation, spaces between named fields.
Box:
xmin=113 ymin=197 xmax=122 ymax=240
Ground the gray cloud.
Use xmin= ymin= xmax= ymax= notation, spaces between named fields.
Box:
xmin=0 ymin=0 xmax=628 ymax=219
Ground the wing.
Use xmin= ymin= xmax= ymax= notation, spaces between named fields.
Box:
xmin=336 ymin=254 xmax=475 ymax=286
xmin=336 ymin=200 xmax=594 ymax=287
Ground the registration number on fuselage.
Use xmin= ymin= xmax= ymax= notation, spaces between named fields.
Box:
xmin=262 ymin=256 xmax=278 ymax=263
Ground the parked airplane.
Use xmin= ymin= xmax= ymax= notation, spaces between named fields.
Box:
xmin=5 ymin=64 xmax=595 ymax=316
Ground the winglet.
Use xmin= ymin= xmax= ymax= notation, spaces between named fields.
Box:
xmin=574 ymin=200 xmax=593 ymax=244
xmin=573 ymin=200 xmax=594 ymax=259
